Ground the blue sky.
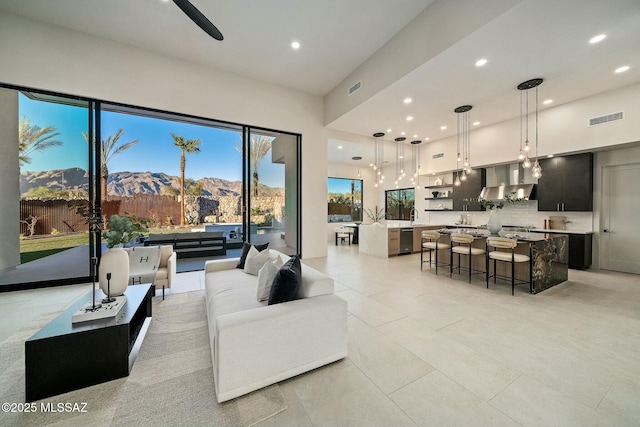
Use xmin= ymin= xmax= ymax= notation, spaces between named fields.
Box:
xmin=328 ymin=177 xmax=362 ymax=194
xmin=19 ymin=93 xmax=284 ymax=187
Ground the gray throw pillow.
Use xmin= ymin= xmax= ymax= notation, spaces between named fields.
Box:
xmin=236 ymin=242 xmax=269 ymax=269
xmin=256 ymin=256 xmax=285 ymax=302
xmin=243 ymin=246 xmax=270 ymax=276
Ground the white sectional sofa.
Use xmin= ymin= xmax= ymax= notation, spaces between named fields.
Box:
xmin=204 ymin=249 xmax=348 ymax=402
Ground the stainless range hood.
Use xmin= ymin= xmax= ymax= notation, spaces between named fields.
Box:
xmin=480 ymin=163 xmax=536 ymax=200
xmin=479 ymin=184 xmax=535 ymax=200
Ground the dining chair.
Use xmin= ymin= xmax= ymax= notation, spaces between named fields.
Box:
xmin=450 ymin=233 xmax=485 ymax=283
xmin=486 ymin=237 xmax=532 ymax=295
xmin=334 ymin=227 xmax=352 ymax=245
xmin=421 ymin=230 xmax=450 ymax=274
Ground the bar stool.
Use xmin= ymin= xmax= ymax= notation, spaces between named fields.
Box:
xmin=450 ymin=233 xmax=485 ymax=283
xmin=486 ymin=237 xmax=532 ymax=295
xmin=420 ymin=230 xmax=450 ymax=274
xmin=334 ymin=227 xmax=352 ymax=245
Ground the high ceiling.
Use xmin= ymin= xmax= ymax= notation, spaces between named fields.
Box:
xmin=1 ymin=0 xmax=639 ymax=166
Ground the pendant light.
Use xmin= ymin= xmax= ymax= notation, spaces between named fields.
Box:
xmin=454 ymin=105 xmax=472 ymax=183
xmin=517 ymin=78 xmax=543 ymax=177
xmin=394 ymin=137 xmax=406 ymax=186
xmin=372 ymin=132 xmax=385 ymax=188
xmin=410 ymin=140 xmax=422 ymax=186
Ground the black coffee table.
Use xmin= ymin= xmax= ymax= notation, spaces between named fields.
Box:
xmin=25 ymin=284 xmax=153 ymax=402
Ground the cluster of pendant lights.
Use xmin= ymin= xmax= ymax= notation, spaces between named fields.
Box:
xmin=517 ymin=78 xmax=543 ymax=179
xmin=372 ymin=77 xmax=543 ymax=187
xmin=370 ymin=133 xmax=422 ymax=188
xmin=454 ymin=105 xmax=472 ymax=186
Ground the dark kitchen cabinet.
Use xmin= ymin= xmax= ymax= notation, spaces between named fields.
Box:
xmin=452 ymin=168 xmax=486 ymax=211
xmin=537 ymin=153 xmax=593 ymax=211
xmin=568 ymin=233 xmax=592 ymax=270
xmin=531 ymin=231 xmax=592 ymax=270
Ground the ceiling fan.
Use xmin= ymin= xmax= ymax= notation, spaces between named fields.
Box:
xmin=173 ymin=0 xmax=224 ymax=41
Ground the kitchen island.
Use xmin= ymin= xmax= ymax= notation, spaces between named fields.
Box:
xmin=359 ymin=224 xmax=444 ymax=258
xmin=437 ymin=229 xmax=568 ymax=294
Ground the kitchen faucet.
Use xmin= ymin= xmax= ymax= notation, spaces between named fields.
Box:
xmin=410 ymin=208 xmax=418 ymax=225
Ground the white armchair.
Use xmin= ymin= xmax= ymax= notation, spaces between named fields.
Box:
xmin=154 ymin=245 xmax=176 ymax=299
xmin=124 ymin=244 xmax=176 ymax=299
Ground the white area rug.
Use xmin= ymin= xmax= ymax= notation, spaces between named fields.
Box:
xmin=0 ymin=290 xmax=286 ymax=427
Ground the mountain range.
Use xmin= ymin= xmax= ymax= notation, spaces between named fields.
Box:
xmin=20 ymin=168 xmax=284 ymax=198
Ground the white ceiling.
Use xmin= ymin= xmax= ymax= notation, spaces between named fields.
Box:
xmin=1 ymin=0 xmax=639 ymax=167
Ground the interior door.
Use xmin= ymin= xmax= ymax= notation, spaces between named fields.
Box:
xmin=601 ymin=163 xmax=640 ymax=273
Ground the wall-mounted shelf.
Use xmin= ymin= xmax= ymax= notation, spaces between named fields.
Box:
xmin=425 ymin=197 xmax=452 ymax=200
xmin=424 ymin=184 xmax=452 ymax=189
xmin=424 ymin=209 xmax=452 ymax=211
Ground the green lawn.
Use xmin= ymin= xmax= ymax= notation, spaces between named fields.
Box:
xmin=20 ymin=234 xmax=90 ymax=265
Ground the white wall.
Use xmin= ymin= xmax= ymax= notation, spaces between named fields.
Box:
xmin=0 ymin=88 xmax=20 ymax=270
xmin=0 ymin=13 xmax=329 ymax=259
xmin=418 ymin=83 xmax=640 ymax=175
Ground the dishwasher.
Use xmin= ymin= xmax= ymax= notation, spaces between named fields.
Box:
xmin=399 ymin=228 xmax=413 ymax=255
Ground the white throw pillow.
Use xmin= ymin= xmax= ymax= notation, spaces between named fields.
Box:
xmin=243 ymin=245 xmax=270 ymax=276
xmin=256 ymin=256 xmax=285 ymax=302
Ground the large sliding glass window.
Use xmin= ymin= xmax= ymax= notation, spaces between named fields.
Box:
xmin=1 ymin=85 xmax=301 ymax=290
xmin=8 ymin=91 xmax=93 ymax=286
xmin=246 ymin=128 xmax=300 ymax=256
xmin=100 ymin=104 xmax=244 ymax=249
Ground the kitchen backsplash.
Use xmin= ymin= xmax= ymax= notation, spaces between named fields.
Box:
xmin=426 ymin=201 xmax=593 ymax=231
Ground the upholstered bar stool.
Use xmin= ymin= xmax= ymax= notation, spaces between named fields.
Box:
xmin=486 ymin=237 xmax=531 ymax=295
xmin=420 ymin=230 xmax=450 ymax=274
xmin=450 ymin=233 xmax=485 ymax=283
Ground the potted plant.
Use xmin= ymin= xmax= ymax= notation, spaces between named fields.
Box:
xmin=103 ymin=213 xmax=149 ymax=248
xmin=364 ymin=206 xmax=385 ymax=225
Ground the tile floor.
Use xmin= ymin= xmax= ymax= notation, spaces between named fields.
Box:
xmin=1 ymin=243 xmax=639 ymax=426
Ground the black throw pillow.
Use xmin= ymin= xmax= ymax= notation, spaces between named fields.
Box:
xmin=268 ymin=255 xmax=302 ymax=305
xmin=236 ymin=242 xmax=269 ymax=269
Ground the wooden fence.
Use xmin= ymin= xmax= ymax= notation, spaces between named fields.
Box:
xmin=20 ymin=195 xmax=181 ymax=236
xmin=20 ymin=199 xmax=90 ymax=236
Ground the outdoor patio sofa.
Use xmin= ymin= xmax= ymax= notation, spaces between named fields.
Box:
xmin=204 ymin=248 xmax=348 ymax=402
xmin=145 ymin=232 xmax=226 ymax=258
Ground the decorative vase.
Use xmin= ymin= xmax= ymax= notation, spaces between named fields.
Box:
xmin=487 ymin=209 xmax=502 ymax=234
xmin=432 ymin=191 xmax=439 ymax=198
xmin=99 ymin=248 xmax=130 ymax=297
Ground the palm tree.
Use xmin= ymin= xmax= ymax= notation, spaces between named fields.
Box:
xmin=82 ymin=129 xmax=139 ymax=201
xmin=170 ymin=133 xmax=201 ymax=225
xmin=18 ymin=117 xmax=62 ymax=165
xmin=235 ymin=134 xmax=273 ymax=196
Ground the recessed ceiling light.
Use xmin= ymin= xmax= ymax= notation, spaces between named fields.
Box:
xmin=547 ymin=154 xmax=554 ymax=158
xmin=401 ymin=132 xmax=406 ymax=136
xmin=387 ymin=128 xmax=392 ymax=133
xmin=413 ymin=134 xmax=418 ymax=138
xmin=543 ymin=99 xmax=553 ymax=105
xmin=403 ymin=98 xmax=412 ymax=104
xmin=473 ymin=121 xmax=480 ymax=126
xmin=615 ymin=65 xmax=630 ymax=73
xmin=425 ymin=137 xmax=430 ymax=141
xmin=406 ymin=116 xmax=413 ymax=121
xmin=291 ymin=41 xmax=300 ymax=49
xmin=440 ymin=126 xmax=447 ymax=130
xmin=475 ymin=58 xmax=488 ymax=67
xmin=337 ymin=145 xmax=343 ymax=149
xmin=589 ymin=34 xmax=606 ymax=44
